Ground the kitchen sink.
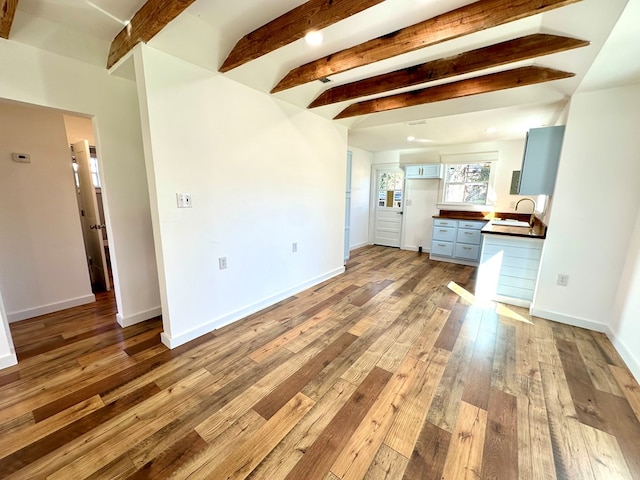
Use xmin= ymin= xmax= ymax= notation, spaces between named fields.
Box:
xmin=491 ymin=220 xmax=531 ymax=227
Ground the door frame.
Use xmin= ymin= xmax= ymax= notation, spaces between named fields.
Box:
xmin=368 ymin=163 xmax=407 ymax=248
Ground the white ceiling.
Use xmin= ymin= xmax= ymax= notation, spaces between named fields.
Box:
xmin=8 ymin=0 xmax=640 ymax=152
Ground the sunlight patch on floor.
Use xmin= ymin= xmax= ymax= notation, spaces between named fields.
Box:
xmin=447 ymin=281 xmax=532 ymax=324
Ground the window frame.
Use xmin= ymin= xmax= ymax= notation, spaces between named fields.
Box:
xmin=437 ymin=152 xmax=498 ymax=209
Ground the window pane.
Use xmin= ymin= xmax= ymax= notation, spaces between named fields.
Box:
xmin=445 ymin=184 xmax=465 ymax=203
xmin=379 ymin=172 xmax=391 ymax=191
xmin=393 ymin=173 xmax=404 ymax=190
xmin=463 ymin=184 xmax=488 ymax=204
xmin=446 ymin=165 xmax=466 ymax=183
xmin=466 ymin=163 xmax=491 ymax=182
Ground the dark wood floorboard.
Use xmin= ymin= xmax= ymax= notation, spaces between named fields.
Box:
xmin=1 ymin=245 xmax=639 ymax=479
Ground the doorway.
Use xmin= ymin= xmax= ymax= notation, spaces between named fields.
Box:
xmin=70 ymin=140 xmax=112 ymax=292
xmin=373 ymin=167 xmax=405 ymax=247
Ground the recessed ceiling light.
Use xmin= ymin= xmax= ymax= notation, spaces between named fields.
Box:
xmin=305 ymin=31 xmax=323 ymax=46
xmin=407 ymin=136 xmax=433 ymax=143
xmin=486 ymin=127 xmax=497 ymax=134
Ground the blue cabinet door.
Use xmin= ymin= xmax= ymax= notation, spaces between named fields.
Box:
xmin=519 ymin=125 xmax=565 ymax=195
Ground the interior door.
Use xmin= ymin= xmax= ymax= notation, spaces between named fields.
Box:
xmin=374 ymin=168 xmax=404 ymax=247
xmin=73 ymin=140 xmax=110 ymax=291
xmin=344 ymin=151 xmax=352 ymax=264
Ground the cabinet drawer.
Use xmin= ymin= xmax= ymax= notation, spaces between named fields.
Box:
xmin=454 ymin=243 xmax=480 ymax=260
xmin=433 ymin=227 xmax=456 ymax=242
xmin=457 ymin=220 xmax=485 ymax=230
xmin=434 ymin=219 xmax=456 ymax=228
xmin=431 ymin=240 xmax=454 ymax=257
xmin=456 ymin=229 xmax=481 ymax=245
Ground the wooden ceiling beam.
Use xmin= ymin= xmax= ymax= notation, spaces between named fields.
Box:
xmin=310 ymin=34 xmax=588 ymax=108
xmin=0 ymin=0 xmax=18 ymax=39
xmin=273 ymin=0 xmax=582 ymax=93
xmin=107 ymin=0 xmax=197 ymax=69
xmin=334 ymin=66 xmax=574 ymax=119
xmin=220 ymin=0 xmax=385 ymax=73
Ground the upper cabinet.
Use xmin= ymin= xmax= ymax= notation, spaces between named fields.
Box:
xmin=518 ymin=125 xmax=565 ymax=195
xmin=404 ymin=164 xmax=443 ymax=179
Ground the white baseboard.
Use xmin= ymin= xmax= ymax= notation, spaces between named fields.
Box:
xmin=349 ymin=242 xmax=369 ymax=251
xmin=161 ymin=267 xmax=345 ymax=349
xmin=7 ymin=294 xmax=96 ymax=323
xmin=607 ymin=328 xmax=640 ymax=383
xmin=0 ymin=352 xmax=17 ymax=370
xmin=529 ymin=308 xmax=608 ymax=333
xmin=116 ymin=306 xmax=162 ymax=328
xmin=531 ymin=308 xmax=639 ymax=383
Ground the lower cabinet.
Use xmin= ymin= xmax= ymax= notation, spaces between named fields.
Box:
xmin=476 ymin=234 xmax=543 ymax=306
xmin=430 ymin=219 xmax=487 ymax=265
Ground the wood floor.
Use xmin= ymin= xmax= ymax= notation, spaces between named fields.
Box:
xmin=2 ymin=245 xmax=639 ymax=479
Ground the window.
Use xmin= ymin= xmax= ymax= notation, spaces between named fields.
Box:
xmin=442 ymin=161 xmax=496 ymax=205
xmin=72 ymin=146 xmax=102 ymax=189
xmin=377 ymin=171 xmax=404 ymax=208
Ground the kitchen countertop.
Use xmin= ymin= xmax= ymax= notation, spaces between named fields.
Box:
xmin=433 ymin=209 xmax=547 ymax=239
xmin=480 ymin=222 xmax=546 ymax=239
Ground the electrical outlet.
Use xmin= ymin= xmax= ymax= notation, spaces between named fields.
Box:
xmin=292 ymin=242 xmax=298 ymax=253
xmin=176 ymin=193 xmax=192 ymax=208
xmin=557 ymin=274 xmax=569 ymax=286
xmin=218 ymin=257 xmax=227 ymax=270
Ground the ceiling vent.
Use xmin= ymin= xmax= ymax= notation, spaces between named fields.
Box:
xmin=406 ymin=120 xmax=427 ymax=126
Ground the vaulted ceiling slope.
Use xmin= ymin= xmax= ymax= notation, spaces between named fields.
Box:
xmin=218 ymin=0 xmax=590 ymax=122
xmin=4 ymin=0 xmax=634 ymax=150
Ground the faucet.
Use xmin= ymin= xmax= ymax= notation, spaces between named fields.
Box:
xmin=516 ymin=198 xmax=537 ymax=227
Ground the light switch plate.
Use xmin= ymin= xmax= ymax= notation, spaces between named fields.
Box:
xmin=176 ymin=193 xmax=192 ymax=208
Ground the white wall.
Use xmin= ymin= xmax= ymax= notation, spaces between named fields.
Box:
xmin=0 ymin=101 xmax=94 ymax=321
xmin=610 ymin=208 xmax=640 ymax=380
xmin=533 ymin=84 xmax=640 ymax=376
xmin=134 ymin=45 xmax=348 ymax=348
xmin=63 ymin=114 xmax=95 ymax=145
xmin=0 ymin=41 xmax=160 ymax=332
xmin=348 ymin=146 xmax=372 ymax=250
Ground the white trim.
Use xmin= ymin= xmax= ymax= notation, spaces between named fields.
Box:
xmin=7 ymin=294 xmax=96 ymax=323
xmin=0 ymin=352 xmax=17 ymax=369
xmin=116 ymin=306 xmax=162 ymax=327
xmin=607 ymin=329 xmax=640 ymax=383
xmin=429 ymin=254 xmax=479 ymax=267
xmin=349 ymin=241 xmax=369 ymax=251
xmin=161 ymin=267 xmax=346 ymax=349
xmin=440 ymin=151 xmax=499 ymax=164
xmin=529 ymin=308 xmax=608 ymax=333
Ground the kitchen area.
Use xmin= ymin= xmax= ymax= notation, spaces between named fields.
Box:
xmin=392 ymin=125 xmax=565 ymax=309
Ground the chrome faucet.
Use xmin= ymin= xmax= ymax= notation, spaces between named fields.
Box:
xmin=516 ymin=198 xmax=537 ymax=227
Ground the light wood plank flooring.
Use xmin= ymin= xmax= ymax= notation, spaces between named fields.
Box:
xmin=2 ymin=245 xmax=639 ymax=479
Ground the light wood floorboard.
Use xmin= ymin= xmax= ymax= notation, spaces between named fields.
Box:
xmin=2 ymin=245 xmax=639 ymax=479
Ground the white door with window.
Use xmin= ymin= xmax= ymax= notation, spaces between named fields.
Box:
xmin=374 ymin=168 xmax=404 ymax=247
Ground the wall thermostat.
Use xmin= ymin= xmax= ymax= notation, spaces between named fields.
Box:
xmin=12 ymin=153 xmax=31 ymax=163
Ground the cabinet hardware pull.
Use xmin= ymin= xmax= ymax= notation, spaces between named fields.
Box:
xmin=440 ymin=229 xmax=447 ymax=232
xmin=465 ymin=232 xmax=473 ymax=235
xmin=438 ymin=244 xmax=446 ymax=247
xmin=463 ymin=247 xmax=471 ymax=250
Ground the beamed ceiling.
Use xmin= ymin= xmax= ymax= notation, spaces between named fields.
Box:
xmin=3 ymin=0 xmax=636 ymax=151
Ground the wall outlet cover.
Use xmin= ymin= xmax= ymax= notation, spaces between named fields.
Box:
xmin=176 ymin=193 xmax=192 ymax=208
